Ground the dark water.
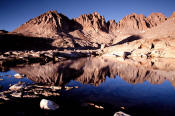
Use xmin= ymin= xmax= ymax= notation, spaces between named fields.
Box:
xmin=0 ymin=70 xmax=34 ymax=91
xmin=65 ymin=76 xmax=175 ymax=115
xmin=1 ymin=57 xmax=175 ymax=115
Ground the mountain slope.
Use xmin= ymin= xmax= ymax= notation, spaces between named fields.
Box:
xmin=11 ymin=10 xmax=175 ymax=50
xmin=13 ymin=10 xmax=75 ymax=37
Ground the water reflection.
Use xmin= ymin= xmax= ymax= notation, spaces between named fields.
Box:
xmin=65 ymin=76 xmax=175 ymax=115
xmin=3 ymin=56 xmax=175 ymax=115
xmin=0 ymin=70 xmax=33 ymax=91
xmin=11 ymin=56 xmax=175 ymax=87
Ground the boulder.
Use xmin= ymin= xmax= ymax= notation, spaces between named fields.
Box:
xmin=10 ymin=92 xmax=22 ymax=98
xmin=114 ymin=111 xmax=130 ymax=116
xmin=40 ymin=99 xmax=59 ymax=110
xmin=9 ymin=83 xmax=26 ymax=91
xmin=14 ymin=73 xmax=25 ymax=79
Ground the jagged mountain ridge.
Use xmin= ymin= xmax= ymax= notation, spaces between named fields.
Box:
xmin=12 ymin=10 xmax=175 ymax=48
xmin=110 ymin=12 xmax=167 ymax=34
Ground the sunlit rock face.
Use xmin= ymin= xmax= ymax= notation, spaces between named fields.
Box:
xmin=13 ymin=10 xmax=73 ymax=37
xmin=169 ymin=12 xmax=175 ymax=19
xmin=11 ymin=10 xmax=175 ymax=52
xmin=12 ymin=10 xmax=170 ymax=37
xmin=146 ymin=13 xmax=167 ymax=27
xmin=74 ymin=12 xmax=108 ymax=33
xmin=12 ymin=56 xmax=175 ymax=87
xmin=109 ymin=12 xmax=167 ymax=34
xmin=115 ymin=13 xmax=149 ymax=33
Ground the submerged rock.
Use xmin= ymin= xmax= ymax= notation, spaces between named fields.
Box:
xmin=40 ymin=99 xmax=59 ymax=111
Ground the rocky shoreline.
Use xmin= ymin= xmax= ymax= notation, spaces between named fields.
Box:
xmin=0 ymin=82 xmax=130 ymax=116
xmin=0 ymin=48 xmax=100 ymax=71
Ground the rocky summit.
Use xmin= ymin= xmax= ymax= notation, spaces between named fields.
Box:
xmin=13 ymin=10 xmax=72 ymax=37
xmin=12 ymin=10 xmax=175 ymax=39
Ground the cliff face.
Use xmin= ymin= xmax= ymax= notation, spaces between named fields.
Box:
xmin=169 ymin=12 xmax=175 ymax=19
xmin=13 ymin=10 xmax=110 ymax=38
xmin=13 ymin=10 xmax=77 ymax=38
xmin=109 ymin=13 xmax=167 ymax=34
xmin=72 ymin=12 xmax=114 ymax=44
xmin=147 ymin=13 xmax=167 ymax=27
xmin=74 ymin=12 xmax=108 ymax=33
xmin=107 ymin=20 xmax=118 ymax=33
xmin=13 ymin=10 xmax=96 ymax=48
xmin=116 ymin=13 xmax=149 ymax=31
xmin=13 ymin=10 xmax=113 ymax=46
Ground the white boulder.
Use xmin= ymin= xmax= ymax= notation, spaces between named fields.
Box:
xmin=40 ymin=99 xmax=59 ymax=111
xmin=14 ymin=73 xmax=25 ymax=79
xmin=114 ymin=111 xmax=130 ymax=116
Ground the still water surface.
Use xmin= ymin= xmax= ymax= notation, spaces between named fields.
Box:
xmin=0 ymin=70 xmax=33 ymax=91
xmin=65 ymin=76 xmax=175 ymax=115
xmin=1 ymin=57 xmax=175 ymax=115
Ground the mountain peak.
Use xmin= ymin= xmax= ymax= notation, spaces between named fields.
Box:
xmin=74 ymin=12 xmax=108 ymax=33
xmin=116 ymin=13 xmax=148 ymax=32
xmin=13 ymin=10 xmax=72 ymax=37
xmin=47 ymin=10 xmax=58 ymax=14
xmin=169 ymin=11 xmax=175 ymax=19
xmin=12 ymin=10 xmax=174 ymax=44
xmin=92 ymin=11 xmax=100 ymax=15
xmin=147 ymin=12 xmax=167 ymax=27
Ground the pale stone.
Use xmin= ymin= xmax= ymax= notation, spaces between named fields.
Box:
xmin=40 ymin=99 xmax=59 ymax=110
xmin=114 ymin=111 xmax=130 ymax=116
xmin=14 ymin=73 xmax=24 ymax=79
xmin=9 ymin=83 xmax=25 ymax=91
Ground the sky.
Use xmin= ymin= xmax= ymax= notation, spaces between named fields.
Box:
xmin=0 ymin=0 xmax=174 ymax=31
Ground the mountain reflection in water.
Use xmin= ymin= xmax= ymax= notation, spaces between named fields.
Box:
xmin=11 ymin=56 xmax=175 ymax=115
xmin=12 ymin=56 xmax=175 ymax=87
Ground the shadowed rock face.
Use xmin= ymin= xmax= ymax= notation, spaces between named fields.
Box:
xmin=0 ymin=33 xmax=55 ymax=51
xmin=0 ymin=30 xmax=8 ymax=34
xmin=107 ymin=20 xmax=118 ymax=33
xmin=12 ymin=56 xmax=175 ymax=87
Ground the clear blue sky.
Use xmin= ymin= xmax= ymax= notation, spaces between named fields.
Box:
xmin=0 ymin=0 xmax=174 ymax=31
